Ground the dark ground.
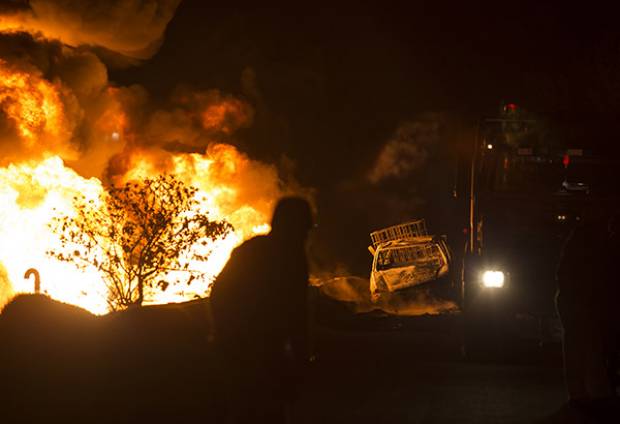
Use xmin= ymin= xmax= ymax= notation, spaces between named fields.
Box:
xmin=0 ymin=292 xmax=582 ymax=424
xmin=302 ymin=312 xmax=566 ymax=424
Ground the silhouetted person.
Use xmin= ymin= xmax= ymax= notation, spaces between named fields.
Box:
xmin=602 ymin=213 xmax=620 ymax=393
xmin=210 ymin=197 xmax=313 ymax=424
xmin=556 ymin=211 xmax=620 ymax=420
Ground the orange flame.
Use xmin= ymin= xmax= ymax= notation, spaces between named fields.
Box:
xmin=0 ymin=149 xmax=277 ymax=314
xmin=0 ymin=60 xmax=68 ymax=147
xmin=119 ymin=144 xmax=278 ymax=241
xmin=0 ymin=157 xmax=109 ymax=313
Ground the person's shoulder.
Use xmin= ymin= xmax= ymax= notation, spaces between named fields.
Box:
xmin=239 ymin=235 xmax=270 ymax=248
xmin=233 ymin=235 xmax=272 ymax=256
xmin=212 ymin=236 xmax=272 ymax=292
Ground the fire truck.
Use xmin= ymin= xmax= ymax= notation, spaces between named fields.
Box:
xmin=461 ymin=103 xmax=619 ymax=352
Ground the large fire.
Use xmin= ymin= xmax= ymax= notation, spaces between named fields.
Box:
xmin=0 ymin=152 xmax=274 ymax=314
xmin=0 ymin=51 xmax=282 ymax=315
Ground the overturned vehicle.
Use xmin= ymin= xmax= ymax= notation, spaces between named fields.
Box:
xmin=368 ymin=220 xmax=453 ymax=299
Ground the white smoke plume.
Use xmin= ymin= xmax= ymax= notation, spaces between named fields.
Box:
xmin=368 ymin=115 xmax=441 ymax=184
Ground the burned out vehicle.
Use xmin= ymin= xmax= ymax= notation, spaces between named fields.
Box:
xmin=368 ymin=220 xmax=452 ymax=299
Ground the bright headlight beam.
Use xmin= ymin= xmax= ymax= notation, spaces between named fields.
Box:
xmin=482 ymin=270 xmax=505 ymax=288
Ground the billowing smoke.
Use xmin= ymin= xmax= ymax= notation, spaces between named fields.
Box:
xmin=368 ymin=115 xmax=441 ymax=184
xmin=0 ymin=1 xmax=287 ymax=190
xmin=141 ymin=87 xmax=255 ymax=150
xmin=0 ymin=0 xmax=181 ymax=60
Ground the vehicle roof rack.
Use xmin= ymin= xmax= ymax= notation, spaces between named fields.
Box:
xmin=370 ymin=219 xmax=428 ymax=248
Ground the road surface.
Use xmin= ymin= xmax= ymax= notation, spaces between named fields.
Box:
xmin=298 ymin=312 xmax=570 ymax=424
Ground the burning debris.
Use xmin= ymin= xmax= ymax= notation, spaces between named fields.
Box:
xmin=0 ymin=3 xmax=308 ymax=313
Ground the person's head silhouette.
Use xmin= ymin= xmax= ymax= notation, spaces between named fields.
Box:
xmin=270 ymin=197 xmax=313 ymax=244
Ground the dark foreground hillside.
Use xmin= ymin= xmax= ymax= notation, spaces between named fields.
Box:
xmin=0 ymin=291 xmax=572 ymax=424
xmin=0 ymin=294 xmax=221 ymax=423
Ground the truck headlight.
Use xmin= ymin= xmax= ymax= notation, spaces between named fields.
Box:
xmin=482 ymin=270 xmax=505 ymax=288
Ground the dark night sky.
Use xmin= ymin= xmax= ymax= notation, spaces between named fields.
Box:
xmin=113 ymin=1 xmax=620 ymax=274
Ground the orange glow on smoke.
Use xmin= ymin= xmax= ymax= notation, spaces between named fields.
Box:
xmin=0 ymin=59 xmax=66 ymax=147
xmin=201 ymin=99 xmax=252 ymax=134
xmin=95 ymin=88 xmax=128 ymax=142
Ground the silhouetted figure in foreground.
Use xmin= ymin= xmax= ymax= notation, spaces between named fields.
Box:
xmin=556 ymin=213 xmax=620 ymax=421
xmin=603 ymin=214 xmax=620 ymax=394
xmin=210 ymin=197 xmax=313 ymax=424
